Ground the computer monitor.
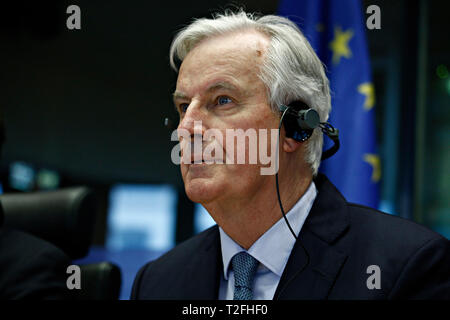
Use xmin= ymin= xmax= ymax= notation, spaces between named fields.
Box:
xmin=9 ymin=161 xmax=35 ymax=191
xmin=106 ymin=184 xmax=177 ymax=252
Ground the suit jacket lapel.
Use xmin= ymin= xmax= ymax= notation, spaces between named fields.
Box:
xmin=274 ymin=174 xmax=350 ymax=300
xmin=181 ymin=226 xmax=222 ymax=299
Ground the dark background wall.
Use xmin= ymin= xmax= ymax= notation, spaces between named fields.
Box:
xmin=1 ymin=0 xmax=279 ymax=187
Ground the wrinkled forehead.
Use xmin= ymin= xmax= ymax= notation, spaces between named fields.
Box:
xmin=176 ymin=31 xmax=270 ymax=91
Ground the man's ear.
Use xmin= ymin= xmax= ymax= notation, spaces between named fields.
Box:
xmin=283 ymin=137 xmax=302 ymax=153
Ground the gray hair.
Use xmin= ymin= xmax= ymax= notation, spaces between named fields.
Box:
xmin=169 ymin=11 xmax=331 ymax=175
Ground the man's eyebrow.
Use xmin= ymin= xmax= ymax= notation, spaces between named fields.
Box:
xmin=173 ymin=91 xmax=188 ymax=101
xmin=172 ymin=81 xmax=241 ymax=103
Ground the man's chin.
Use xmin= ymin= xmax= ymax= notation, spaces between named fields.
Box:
xmin=184 ymin=179 xmax=221 ymax=204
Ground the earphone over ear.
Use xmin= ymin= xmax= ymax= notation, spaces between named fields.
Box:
xmin=278 ymin=101 xmax=340 ymax=161
xmin=279 ymin=101 xmax=320 ymax=142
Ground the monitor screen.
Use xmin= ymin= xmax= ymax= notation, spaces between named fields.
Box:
xmin=9 ymin=161 xmax=35 ymax=191
xmin=106 ymin=184 xmax=177 ymax=252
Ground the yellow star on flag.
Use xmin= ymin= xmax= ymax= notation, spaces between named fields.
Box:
xmin=363 ymin=154 xmax=381 ymax=183
xmin=358 ymin=83 xmax=376 ymax=110
xmin=329 ymin=26 xmax=354 ymax=65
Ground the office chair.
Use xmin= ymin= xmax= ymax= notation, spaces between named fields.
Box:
xmin=0 ymin=187 xmax=121 ymax=300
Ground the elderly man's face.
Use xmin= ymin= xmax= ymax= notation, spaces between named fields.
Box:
xmin=174 ymin=30 xmax=280 ymax=205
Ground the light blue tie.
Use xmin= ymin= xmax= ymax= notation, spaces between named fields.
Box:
xmin=231 ymin=252 xmax=259 ymax=300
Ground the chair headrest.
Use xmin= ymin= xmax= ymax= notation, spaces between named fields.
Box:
xmin=0 ymin=187 xmax=97 ymax=259
xmin=78 ymin=262 xmax=122 ymax=300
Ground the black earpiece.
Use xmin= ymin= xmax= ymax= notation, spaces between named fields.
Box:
xmin=278 ymin=101 xmax=340 ymax=160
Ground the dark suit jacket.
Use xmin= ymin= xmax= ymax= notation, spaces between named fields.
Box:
xmin=0 ymin=200 xmax=72 ymax=300
xmin=0 ymin=201 xmax=72 ymax=300
xmin=131 ymin=174 xmax=450 ymax=299
xmin=0 ymin=227 xmax=72 ymax=300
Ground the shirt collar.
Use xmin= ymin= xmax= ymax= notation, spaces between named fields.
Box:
xmin=219 ymin=181 xmax=317 ymax=280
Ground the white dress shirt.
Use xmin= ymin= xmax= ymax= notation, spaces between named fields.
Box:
xmin=218 ymin=181 xmax=317 ymax=300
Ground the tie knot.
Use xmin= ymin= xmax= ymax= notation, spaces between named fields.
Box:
xmin=231 ymin=252 xmax=259 ymax=300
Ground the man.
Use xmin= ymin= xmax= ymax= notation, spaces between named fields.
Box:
xmin=131 ymin=11 xmax=450 ymax=299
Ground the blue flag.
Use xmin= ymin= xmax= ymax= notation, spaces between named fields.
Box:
xmin=279 ymin=0 xmax=380 ymax=209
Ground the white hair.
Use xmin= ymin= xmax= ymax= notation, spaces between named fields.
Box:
xmin=169 ymin=10 xmax=331 ymax=175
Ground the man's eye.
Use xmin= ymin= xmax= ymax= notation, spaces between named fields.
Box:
xmin=179 ymin=103 xmax=189 ymax=113
xmin=217 ymin=96 xmax=232 ymax=105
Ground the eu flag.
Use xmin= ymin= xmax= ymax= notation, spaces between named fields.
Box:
xmin=279 ymin=0 xmax=380 ymax=209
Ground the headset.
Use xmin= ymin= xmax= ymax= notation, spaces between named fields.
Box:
xmin=278 ymin=100 xmax=340 ymax=161
xmin=275 ymin=100 xmax=340 ymax=241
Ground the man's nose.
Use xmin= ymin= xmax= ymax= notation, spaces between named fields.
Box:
xmin=178 ymin=102 xmax=207 ymax=137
